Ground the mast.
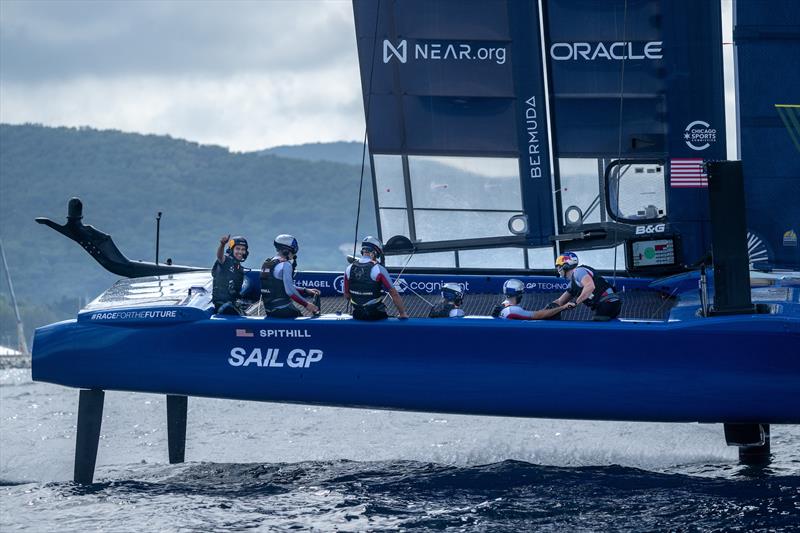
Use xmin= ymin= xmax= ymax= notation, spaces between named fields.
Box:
xmin=0 ymin=238 xmax=29 ymax=356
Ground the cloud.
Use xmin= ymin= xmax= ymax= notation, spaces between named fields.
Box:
xmin=0 ymin=0 xmax=356 ymax=81
xmin=1 ymin=69 xmax=365 ymax=151
xmin=0 ymin=0 xmax=365 ymax=151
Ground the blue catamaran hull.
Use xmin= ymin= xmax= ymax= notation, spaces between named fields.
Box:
xmin=32 ymin=306 xmax=800 ymax=424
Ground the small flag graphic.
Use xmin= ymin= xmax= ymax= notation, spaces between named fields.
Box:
xmin=670 ymin=158 xmax=707 ymax=188
xmin=235 ymin=329 xmax=254 ymax=338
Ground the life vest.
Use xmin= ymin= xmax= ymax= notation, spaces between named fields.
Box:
xmin=568 ymin=265 xmax=614 ymax=309
xmin=348 ymin=261 xmax=383 ymax=308
xmin=260 ymin=257 xmax=291 ymax=310
xmin=211 ymin=256 xmax=244 ymax=304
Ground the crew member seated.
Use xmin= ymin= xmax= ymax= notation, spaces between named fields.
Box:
xmin=260 ymin=234 xmax=319 ymax=318
xmin=344 ymin=236 xmax=409 ymax=320
xmin=212 ymin=234 xmax=249 ymax=315
xmin=497 ymin=279 xmax=575 ymax=320
xmin=428 ymin=283 xmax=465 ymax=318
xmin=552 ymin=252 xmax=622 ymax=321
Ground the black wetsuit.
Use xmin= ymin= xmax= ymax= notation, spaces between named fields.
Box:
xmin=212 ymin=256 xmax=244 ymax=314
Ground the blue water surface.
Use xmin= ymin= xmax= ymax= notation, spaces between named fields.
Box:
xmin=2 ymin=368 xmax=798 ymax=532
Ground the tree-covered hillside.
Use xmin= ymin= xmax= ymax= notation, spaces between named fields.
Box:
xmin=0 ymin=124 xmax=376 ymax=343
xmin=262 ymin=141 xmax=368 ymax=166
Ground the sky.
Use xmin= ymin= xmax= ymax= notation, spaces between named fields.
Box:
xmin=1 ymin=0 xmax=736 ymax=155
xmin=0 ymin=0 xmax=364 ymax=152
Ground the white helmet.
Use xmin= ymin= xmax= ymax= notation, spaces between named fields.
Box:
xmin=441 ymin=282 xmax=464 ymax=304
xmin=361 ymin=236 xmax=383 ymax=256
xmin=503 ymin=279 xmax=525 ymax=301
xmin=274 ymin=234 xmax=299 ymax=254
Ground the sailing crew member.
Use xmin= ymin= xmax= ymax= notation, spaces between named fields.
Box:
xmin=552 ymin=252 xmax=622 ymax=320
xmin=428 ymin=283 xmax=466 ymax=318
xmin=260 ymin=234 xmax=319 ymax=318
xmin=212 ymin=235 xmax=248 ymax=315
xmin=344 ymin=236 xmax=409 ymax=320
xmin=497 ymin=279 xmax=575 ymax=320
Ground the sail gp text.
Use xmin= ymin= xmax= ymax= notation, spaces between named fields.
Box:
xmin=228 ymin=347 xmax=323 ymax=368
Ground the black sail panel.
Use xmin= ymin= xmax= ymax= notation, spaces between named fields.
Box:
xmin=544 ymin=0 xmax=728 ymax=267
xmin=353 ymin=0 xmax=555 ymax=253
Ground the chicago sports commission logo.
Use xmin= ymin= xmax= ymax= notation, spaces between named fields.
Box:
xmin=684 ymin=120 xmax=717 ymax=151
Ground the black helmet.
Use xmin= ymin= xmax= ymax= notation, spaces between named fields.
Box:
xmin=274 ymin=234 xmax=299 ymax=255
xmin=441 ymin=282 xmax=464 ymax=305
xmin=226 ymin=236 xmax=249 ymax=261
xmin=361 ymin=236 xmax=383 ymax=256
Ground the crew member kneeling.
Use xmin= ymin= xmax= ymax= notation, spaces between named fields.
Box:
xmin=260 ymin=234 xmax=319 ymax=318
xmin=552 ymin=252 xmax=622 ymax=320
xmin=498 ymin=279 xmax=575 ymax=320
xmin=344 ymin=236 xmax=409 ymax=320
xmin=428 ymin=283 xmax=465 ymax=318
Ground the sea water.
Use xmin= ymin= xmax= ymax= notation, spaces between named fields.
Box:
xmin=2 ymin=368 xmax=798 ymax=532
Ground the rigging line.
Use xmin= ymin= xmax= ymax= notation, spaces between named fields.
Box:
xmin=394 ymin=282 xmax=435 ymax=308
xmin=582 ymin=195 xmax=601 ymax=219
xmin=649 ymin=285 xmax=679 ymax=320
xmin=382 ymin=247 xmax=437 ymax=308
xmin=352 ymin=0 xmax=383 ymax=257
xmin=612 ymin=0 xmax=630 ymax=285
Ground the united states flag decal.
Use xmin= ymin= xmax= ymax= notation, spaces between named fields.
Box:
xmin=235 ymin=328 xmax=254 ymax=337
xmin=670 ymin=158 xmax=707 ymax=188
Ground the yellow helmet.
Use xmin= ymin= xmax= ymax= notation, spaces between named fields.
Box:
xmin=555 ymin=252 xmax=579 ymax=277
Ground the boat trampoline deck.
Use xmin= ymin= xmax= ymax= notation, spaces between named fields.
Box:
xmin=248 ymin=290 xmax=677 ymax=320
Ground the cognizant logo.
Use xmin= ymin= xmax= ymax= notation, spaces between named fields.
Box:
xmin=549 ymin=41 xmax=663 ymax=61
xmin=383 ymin=39 xmax=507 ymax=65
xmin=393 ymin=278 xmax=470 ymax=294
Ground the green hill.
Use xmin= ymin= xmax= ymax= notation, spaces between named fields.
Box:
xmin=0 ymin=124 xmax=376 ymax=343
xmin=262 ymin=141 xmax=369 ymax=166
